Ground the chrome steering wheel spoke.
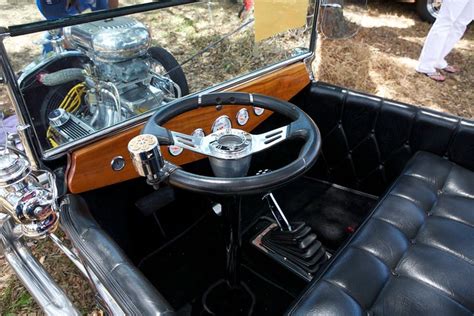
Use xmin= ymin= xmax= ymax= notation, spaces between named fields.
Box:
xmin=170 ymin=125 xmax=291 ymax=160
xmin=250 ymin=125 xmax=289 ymax=154
xmin=170 ymin=130 xmax=206 ymax=154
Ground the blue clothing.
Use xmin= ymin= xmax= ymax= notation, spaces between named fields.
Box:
xmin=37 ymin=0 xmax=109 ymax=53
xmin=37 ymin=0 xmax=109 ymax=20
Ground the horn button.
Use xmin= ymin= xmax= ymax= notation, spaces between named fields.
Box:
xmin=208 ymin=129 xmax=252 ymax=178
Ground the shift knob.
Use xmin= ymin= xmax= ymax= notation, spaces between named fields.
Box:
xmin=128 ymin=134 xmax=164 ymax=186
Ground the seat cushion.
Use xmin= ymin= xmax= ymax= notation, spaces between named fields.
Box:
xmin=287 ymin=151 xmax=474 ymax=315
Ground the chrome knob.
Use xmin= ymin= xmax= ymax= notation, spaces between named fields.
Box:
xmin=128 ymin=134 xmax=164 ymax=186
xmin=48 ymin=108 xmax=70 ymax=128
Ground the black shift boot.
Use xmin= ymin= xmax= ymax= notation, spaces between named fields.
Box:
xmin=262 ymin=222 xmax=327 ymax=274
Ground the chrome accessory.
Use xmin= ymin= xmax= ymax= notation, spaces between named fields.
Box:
xmin=258 ymin=168 xmax=292 ymax=231
xmin=208 ymin=129 xmax=253 ymax=177
xmin=48 ymin=108 xmax=70 ymax=128
xmin=64 ymin=17 xmax=150 ymax=63
xmin=208 ymin=129 xmax=252 ymax=160
xmin=192 ymin=128 xmax=205 ymax=138
xmin=49 ymin=111 xmax=95 ymax=144
xmin=169 ymin=125 xmax=288 ymax=178
xmin=211 ymin=203 xmax=222 ymax=216
xmin=236 ymin=108 xmax=249 ymax=126
xmin=168 ymin=145 xmax=184 ymax=156
xmin=128 ymin=134 xmax=164 ymax=187
xmin=0 ymin=148 xmax=30 ymax=186
xmin=170 ymin=126 xmax=288 ymax=160
xmin=211 ymin=115 xmax=232 ymax=133
xmin=110 ymin=156 xmax=126 ymax=171
xmin=253 ymin=106 xmax=264 ymax=116
xmin=0 ymin=147 xmax=59 ymax=238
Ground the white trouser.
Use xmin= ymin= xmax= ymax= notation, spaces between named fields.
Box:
xmin=416 ymin=0 xmax=473 ymax=74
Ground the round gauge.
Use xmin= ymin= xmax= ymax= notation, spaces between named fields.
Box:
xmin=212 ymin=115 xmax=232 ymax=133
xmin=168 ymin=145 xmax=183 ymax=156
xmin=253 ymin=107 xmax=265 ymax=116
xmin=236 ymin=108 xmax=250 ymax=126
xmin=192 ymin=128 xmax=206 ymax=138
xmin=110 ymin=156 xmax=126 ymax=171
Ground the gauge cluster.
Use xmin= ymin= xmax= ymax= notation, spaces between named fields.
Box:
xmin=167 ymin=106 xmax=266 ymax=156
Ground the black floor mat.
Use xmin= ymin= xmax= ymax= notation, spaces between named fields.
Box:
xmin=271 ymin=177 xmax=377 ymax=251
xmin=138 ymin=177 xmax=377 ymax=314
xmin=139 ymin=214 xmax=295 ymax=315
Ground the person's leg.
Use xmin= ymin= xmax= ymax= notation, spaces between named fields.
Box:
xmin=416 ymin=0 xmax=461 ymax=74
xmin=436 ymin=0 xmax=474 ymax=69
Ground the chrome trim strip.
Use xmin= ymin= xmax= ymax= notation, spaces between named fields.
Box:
xmin=49 ymin=233 xmax=125 ymax=315
xmin=42 ymin=52 xmax=313 ymax=159
xmin=0 ymin=218 xmax=80 ymax=315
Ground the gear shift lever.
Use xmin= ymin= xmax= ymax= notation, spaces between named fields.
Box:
xmin=256 ymin=170 xmax=328 ymax=278
xmin=263 ymin=193 xmax=292 ymax=231
xmin=257 ymin=169 xmax=292 ymax=232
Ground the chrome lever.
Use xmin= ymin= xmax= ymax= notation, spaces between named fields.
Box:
xmin=257 ymin=169 xmax=292 ymax=232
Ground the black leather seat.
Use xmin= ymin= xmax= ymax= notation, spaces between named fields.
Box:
xmin=287 ymin=151 xmax=474 ymax=315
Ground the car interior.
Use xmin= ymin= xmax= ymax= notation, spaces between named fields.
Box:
xmin=63 ymin=81 xmax=474 ymax=315
xmin=1 ymin=0 xmax=473 ymax=314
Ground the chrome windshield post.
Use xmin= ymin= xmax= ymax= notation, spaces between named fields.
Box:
xmin=0 ymin=34 xmax=40 ymax=169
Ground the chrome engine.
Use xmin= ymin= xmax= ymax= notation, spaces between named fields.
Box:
xmin=43 ymin=17 xmax=182 ymax=146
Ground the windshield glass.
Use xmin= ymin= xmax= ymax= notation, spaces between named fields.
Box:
xmin=1 ymin=0 xmax=316 ymax=156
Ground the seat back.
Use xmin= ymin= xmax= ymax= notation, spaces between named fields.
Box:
xmin=298 ymin=82 xmax=474 ymax=195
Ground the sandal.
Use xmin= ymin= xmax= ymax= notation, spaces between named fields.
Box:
xmin=420 ymin=71 xmax=446 ymax=82
xmin=441 ymin=65 xmax=460 ymax=74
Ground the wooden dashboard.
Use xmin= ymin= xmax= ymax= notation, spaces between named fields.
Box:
xmin=67 ymin=62 xmax=310 ymax=193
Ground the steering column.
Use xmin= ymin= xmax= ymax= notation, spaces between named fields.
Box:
xmin=128 ymin=92 xmax=322 ymax=313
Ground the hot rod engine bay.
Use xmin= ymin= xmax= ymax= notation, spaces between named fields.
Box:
xmin=19 ymin=15 xmax=188 ymax=149
xmin=1 ymin=0 xmax=474 ymax=315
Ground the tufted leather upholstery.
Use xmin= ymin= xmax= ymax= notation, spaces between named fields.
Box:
xmin=299 ymin=83 xmax=474 ymax=196
xmin=287 ymin=151 xmax=474 ymax=315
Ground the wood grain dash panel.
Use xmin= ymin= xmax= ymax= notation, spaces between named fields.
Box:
xmin=68 ymin=62 xmax=309 ymax=193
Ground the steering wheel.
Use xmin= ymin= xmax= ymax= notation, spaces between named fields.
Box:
xmin=128 ymin=92 xmax=321 ymax=195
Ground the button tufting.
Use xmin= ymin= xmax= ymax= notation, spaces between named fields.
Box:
xmin=391 ymin=270 xmax=399 ymax=277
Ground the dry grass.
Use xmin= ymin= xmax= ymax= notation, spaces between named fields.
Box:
xmin=0 ymin=0 xmax=473 ymax=314
xmin=0 ymin=233 xmax=101 ymax=314
xmin=315 ymin=0 xmax=473 ymax=118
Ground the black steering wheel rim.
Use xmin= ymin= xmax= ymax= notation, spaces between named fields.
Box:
xmin=142 ymin=92 xmax=321 ymax=195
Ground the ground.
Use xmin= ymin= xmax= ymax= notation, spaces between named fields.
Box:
xmin=0 ymin=0 xmax=473 ymax=314
xmin=315 ymin=1 xmax=474 ymax=118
